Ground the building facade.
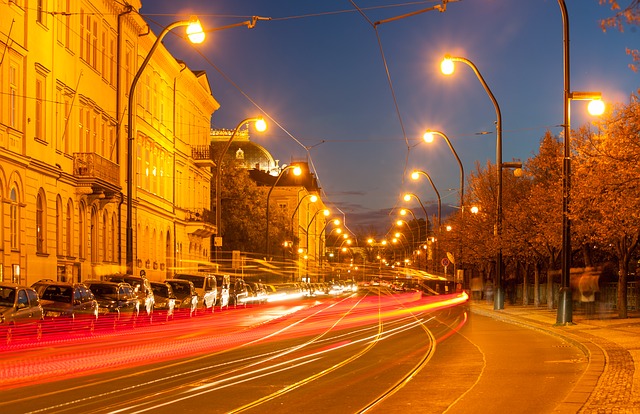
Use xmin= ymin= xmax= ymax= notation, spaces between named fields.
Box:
xmin=0 ymin=0 xmax=218 ymax=285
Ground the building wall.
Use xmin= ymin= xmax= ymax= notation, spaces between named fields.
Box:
xmin=0 ymin=0 xmax=218 ymax=286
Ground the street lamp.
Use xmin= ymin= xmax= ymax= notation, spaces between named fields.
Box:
xmin=306 ymin=209 xmax=330 ymax=253
xmin=422 ymin=131 xmax=464 ymax=214
xmin=403 ymin=192 xmax=430 ymax=240
xmin=214 ymin=117 xmax=266 ymax=256
xmin=441 ymin=54 xmax=506 ymax=310
xmin=318 ymin=218 xmax=340 ymax=272
xmin=290 ymin=193 xmax=318 ymax=250
xmin=126 ymin=17 xmax=205 ymax=275
xmin=556 ymin=0 xmax=604 ymax=325
xmin=265 ymin=165 xmax=302 ymax=259
xmin=410 ymin=171 xmax=441 ymax=230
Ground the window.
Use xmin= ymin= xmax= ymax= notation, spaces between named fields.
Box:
xmin=36 ymin=0 xmax=46 ymax=26
xmin=66 ymin=200 xmax=73 ymax=257
xmin=78 ymin=204 xmax=85 ymax=259
xmin=102 ymin=213 xmax=107 ymax=262
xmin=36 ymin=192 xmax=45 ymax=253
xmin=9 ymin=64 xmax=19 ymax=129
xmin=10 ymin=188 xmax=19 ymax=250
xmin=35 ymin=76 xmax=45 ymax=140
xmin=56 ymin=197 xmax=63 ymax=256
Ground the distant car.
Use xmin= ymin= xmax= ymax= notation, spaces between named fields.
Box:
xmin=228 ymin=277 xmax=249 ymax=306
xmin=104 ymin=275 xmax=154 ymax=322
xmin=175 ymin=274 xmax=217 ymax=312
xmin=149 ymin=281 xmax=176 ymax=322
xmin=0 ymin=282 xmax=44 ymax=345
xmin=84 ymin=280 xmax=138 ymax=329
xmin=245 ymin=282 xmax=268 ymax=304
xmin=31 ymin=280 xmax=98 ymax=334
xmin=165 ymin=279 xmax=198 ymax=317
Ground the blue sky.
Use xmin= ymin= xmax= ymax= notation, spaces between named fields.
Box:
xmin=140 ymin=1 xmax=638 ymax=234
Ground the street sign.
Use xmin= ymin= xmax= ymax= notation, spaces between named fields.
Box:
xmin=441 ymin=257 xmax=450 ymax=267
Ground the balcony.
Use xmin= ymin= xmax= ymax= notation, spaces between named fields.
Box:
xmin=73 ymin=153 xmax=121 ymax=196
xmin=191 ymin=144 xmax=215 ymax=168
xmin=185 ymin=208 xmax=216 ymax=238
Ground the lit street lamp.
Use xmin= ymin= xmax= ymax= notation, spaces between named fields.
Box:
xmin=126 ymin=17 xmax=204 ymax=275
xmin=422 ymin=131 xmax=464 ymax=214
xmin=410 ymin=170 xmax=441 ymax=230
xmin=441 ymin=54 xmax=506 ymax=310
xmin=290 ymin=193 xmax=318 ymax=250
xmin=214 ymin=117 xmax=266 ymax=258
xmin=556 ymin=0 xmax=604 ymax=325
xmin=266 ymin=165 xmax=302 ymax=259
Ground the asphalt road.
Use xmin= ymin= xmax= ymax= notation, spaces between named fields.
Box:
xmin=0 ymin=289 xmax=586 ymax=413
xmin=369 ymin=311 xmax=587 ymax=414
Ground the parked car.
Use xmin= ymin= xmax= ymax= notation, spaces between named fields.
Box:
xmin=228 ymin=277 xmax=249 ymax=306
xmin=149 ymin=281 xmax=176 ymax=322
xmin=31 ymin=280 xmax=98 ymax=334
xmin=215 ymin=274 xmax=230 ymax=308
xmin=83 ymin=280 xmax=138 ymax=329
xmin=165 ymin=279 xmax=198 ymax=317
xmin=0 ymin=282 xmax=44 ymax=345
xmin=104 ymin=275 xmax=154 ymax=322
xmin=245 ymin=281 xmax=268 ymax=304
xmin=175 ymin=274 xmax=217 ymax=312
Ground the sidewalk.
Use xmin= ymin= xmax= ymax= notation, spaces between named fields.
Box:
xmin=470 ymin=301 xmax=640 ymax=413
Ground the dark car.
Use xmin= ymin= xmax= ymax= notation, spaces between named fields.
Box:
xmin=31 ymin=280 xmax=98 ymax=335
xmin=228 ymin=277 xmax=249 ymax=306
xmin=0 ymin=282 xmax=44 ymax=345
xmin=83 ymin=280 xmax=138 ymax=329
xmin=104 ymin=275 xmax=154 ymax=321
xmin=165 ymin=279 xmax=198 ymax=317
xmin=149 ymin=281 xmax=176 ymax=322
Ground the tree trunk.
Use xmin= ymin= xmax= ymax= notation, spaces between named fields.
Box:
xmin=534 ymin=261 xmax=540 ymax=307
xmin=522 ymin=262 xmax=529 ymax=306
xmin=617 ymin=254 xmax=630 ymax=319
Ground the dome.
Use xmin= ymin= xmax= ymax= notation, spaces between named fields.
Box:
xmin=210 ymin=127 xmax=276 ymax=172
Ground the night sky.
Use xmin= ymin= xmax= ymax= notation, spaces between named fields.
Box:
xmin=140 ymin=1 xmax=638 ymax=234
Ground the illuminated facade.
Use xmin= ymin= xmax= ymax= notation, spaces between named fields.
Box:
xmin=0 ymin=0 xmax=218 ymax=285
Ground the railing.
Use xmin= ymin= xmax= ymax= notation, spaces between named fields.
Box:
xmin=191 ymin=144 xmax=213 ymax=161
xmin=73 ymin=153 xmax=119 ymax=187
xmin=186 ymin=208 xmax=214 ymax=225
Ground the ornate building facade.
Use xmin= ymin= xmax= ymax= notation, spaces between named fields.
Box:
xmin=0 ymin=0 xmax=217 ymax=285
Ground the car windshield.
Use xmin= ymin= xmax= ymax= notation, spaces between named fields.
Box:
xmin=152 ymin=284 xmax=169 ymax=297
xmin=175 ymin=275 xmax=202 ymax=286
xmin=40 ymin=286 xmax=72 ymax=303
xmin=167 ymin=282 xmax=191 ymax=297
xmin=88 ymin=285 xmax=118 ymax=299
xmin=0 ymin=287 xmax=16 ymax=306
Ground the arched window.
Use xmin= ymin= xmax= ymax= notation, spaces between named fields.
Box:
xmin=56 ymin=196 xmax=63 ymax=256
xmin=66 ymin=200 xmax=73 ymax=257
xmin=91 ymin=209 xmax=98 ymax=262
xmin=111 ymin=214 xmax=117 ymax=262
xmin=102 ymin=213 xmax=107 ymax=262
xmin=36 ymin=192 xmax=45 ymax=253
xmin=10 ymin=187 xmax=19 ymax=250
xmin=78 ymin=204 xmax=85 ymax=259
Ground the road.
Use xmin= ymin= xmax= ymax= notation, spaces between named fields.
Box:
xmin=0 ymin=288 xmax=586 ymax=413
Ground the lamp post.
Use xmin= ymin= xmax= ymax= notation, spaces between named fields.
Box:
xmin=441 ymin=54 xmax=505 ymax=310
xmin=409 ymin=171 xmax=441 ymax=230
xmin=290 ymin=193 xmax=318 ymax=250
xmin=556 ymin=0 xmax=605 ymax=325
xmin=422 ymin=131 xmax=464 ymax=214
xmin=318 ymin=219 xmax=340 ymax=276
xmin=306 ymin=209 xmax=330 ymax=262
xmin=266 ymin=165 xmax=302 ymax=259
xmin=214 ymin=117 xmax=266 ymax=258
xmin=126 ymin=17 xmax=204 ymax=275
